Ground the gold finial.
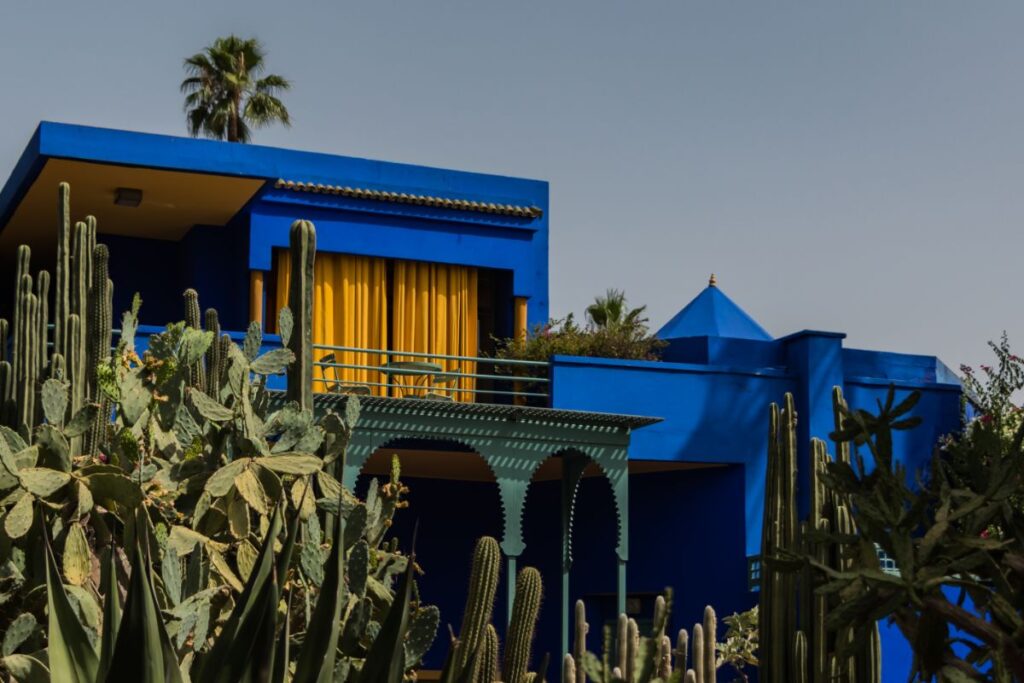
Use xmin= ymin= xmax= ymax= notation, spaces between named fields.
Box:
xmin=709 ymin=273 xmax=717 ymax=287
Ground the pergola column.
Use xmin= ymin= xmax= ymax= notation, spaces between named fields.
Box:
xmin=559 ymin=452 xmax=588 ymax=664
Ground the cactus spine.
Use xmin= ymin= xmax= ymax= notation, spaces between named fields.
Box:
xmin=503 ymin=566 xmax=543 ymax=683
xmin=454 ymin=536 xmax=501 ymax=676
xmin=286 ymin=219 xmax=315 ymax=412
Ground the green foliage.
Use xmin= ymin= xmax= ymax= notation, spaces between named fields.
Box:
xmin=585 ymin=289 xmax=649 ymax=331
xmin=0 ymin=184 xmax=437 ymax=682
xmin=494 ymin=309 xmax=666 ymax=372
xmin=181 ymin=35 xmax=291 ymax=143
xmin=804 ymin=378 xmax=1024 ymax=682
xmin=716 ymin=608 xmax=757 ymax=683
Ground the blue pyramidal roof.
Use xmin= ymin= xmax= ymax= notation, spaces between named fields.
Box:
xmin=656 ymin=282 xmax=772 ymax=341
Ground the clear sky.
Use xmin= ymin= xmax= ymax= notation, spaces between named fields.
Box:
xmin=2 ymin=2 xmax=1021 ymax=374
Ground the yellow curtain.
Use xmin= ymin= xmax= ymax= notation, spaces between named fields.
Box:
xmin=392 ymin=261 xmax=478 ymax=402
xmin=274 ymin=250 xmax=388 ymax=395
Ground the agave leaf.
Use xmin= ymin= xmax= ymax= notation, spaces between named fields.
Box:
xmin=98 ymin=546 xmax=122 ymax=680
xmin=255 ymin=453 xmax=323 ymax=475
xmin=194 ymin=506 xmax=293 ymax=683
xmin=44 ymin=531 xmax=99 ymax=683
xmin=104 ymin=519 xmax=183 ymax=683
xmin=293 ymin=492 xmax=346 ymax=682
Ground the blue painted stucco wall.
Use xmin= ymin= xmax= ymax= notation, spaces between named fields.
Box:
xmin=549 ymin=334 xmax=962 ymax=558
xmin=0 ymin=122 xmax=551 ymax=335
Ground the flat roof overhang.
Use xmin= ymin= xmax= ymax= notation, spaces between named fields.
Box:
xmin=0 ymin=122 xmax=550 ymax=253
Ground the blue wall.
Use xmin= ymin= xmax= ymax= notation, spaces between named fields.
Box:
xmin=248 ymin=194 xmax=549 ymax=329
xmin=551 ymin=355 xmax=795 ymax=556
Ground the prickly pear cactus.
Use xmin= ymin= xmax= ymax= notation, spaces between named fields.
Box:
xmin=0 ymin=184 xmax=438 ymax=681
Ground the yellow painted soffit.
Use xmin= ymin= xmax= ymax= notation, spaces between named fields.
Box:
xmin=0 ymin=158 xmax=265 ymax=248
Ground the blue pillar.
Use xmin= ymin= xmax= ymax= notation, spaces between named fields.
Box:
xmin=780 ymin=330 xmax=845 ymax=518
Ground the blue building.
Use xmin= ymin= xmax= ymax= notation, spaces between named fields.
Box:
xmin=0 ymin=122 xmax=962 ymax=678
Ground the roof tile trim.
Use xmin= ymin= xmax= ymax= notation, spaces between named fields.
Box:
xmin=274 ymin=179 xmax=543 ymax=219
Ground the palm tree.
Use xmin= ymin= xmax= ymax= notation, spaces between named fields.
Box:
xmin=585 ymin=289 xmax=649 ymax=330
xmin=181 ymin=36 xmax=291 ymax=143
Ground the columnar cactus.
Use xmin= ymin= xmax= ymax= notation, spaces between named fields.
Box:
xmin=702 ymin=606 xmax=716 ymax=683
xmin=55 ymin=182 xmax=71 ymax=364
xmin=573 ymin=600 xmax=587 ymax=683
xmin=204 ymin=308 xmax=221 ymax=392
xmin=183 ymin=289 xmax=205 ymax=392
xmin=473 ymin=624 xmax=500 ymax=683
xmin=36 ymin=270 xmax=50 ymax=376
xmin=286 ymin=219 xmax=315 ymax=411
xmin=503 ymin=566 xmax=543 ymax=683
xmin=675 ymin=627 xmax=688 ymax=673
xmin=758 ymin=391 xmax=881 ymax=683
xmin=454 ymin=535 xmax=501 ymax=675
xmin=84 ymin=245 xmax=111 ymax=455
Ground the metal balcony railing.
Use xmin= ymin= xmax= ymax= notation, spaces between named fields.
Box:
xmin=311 ymin=344 xmax=550 ymax=405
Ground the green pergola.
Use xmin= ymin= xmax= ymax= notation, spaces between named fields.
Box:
xmin=312 ymin=394 xmax=660 ymax=658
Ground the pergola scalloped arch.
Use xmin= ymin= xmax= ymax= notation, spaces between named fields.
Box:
xmin=320 ymin=395 xmax=653 ymax=653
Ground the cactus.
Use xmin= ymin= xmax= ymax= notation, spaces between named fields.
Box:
xmin=55 ymin=183 xmax=71 ymax=364
xmin=503 ymin=566 xmax=543 ymax=683
xmin=702 ymin=606 xmax=716 ymax=683
xmin=573 ymin=599 xmax=587 ymax=683
xmin=182 ymin=289 xmax=206 ymax=392
xmin=616 ymin=613 xmax=628 ymax=673
xmin=35 ymin=270 xmax=49 ymax=377
xmin=758 ymin=391 xmax=881 ymax=683
xmin=453 ymin=535 xmax=502 ymax=675
xmin=563 ymin=653 xmax=577 ymax=683
xmin=83 ymin=245 xmax=111 ymax=456
xmin=674 ymin=627 xmax=688 ymax=673
xmin=286 ymin=219 xmax=315 ymax=411
xmin=204 ymin=308 xmax=221 ymax=393
xmin=473 ymin=623 xmax=500 ymax=683
xmin=0 ymin=317 xmax=8 ymax=363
